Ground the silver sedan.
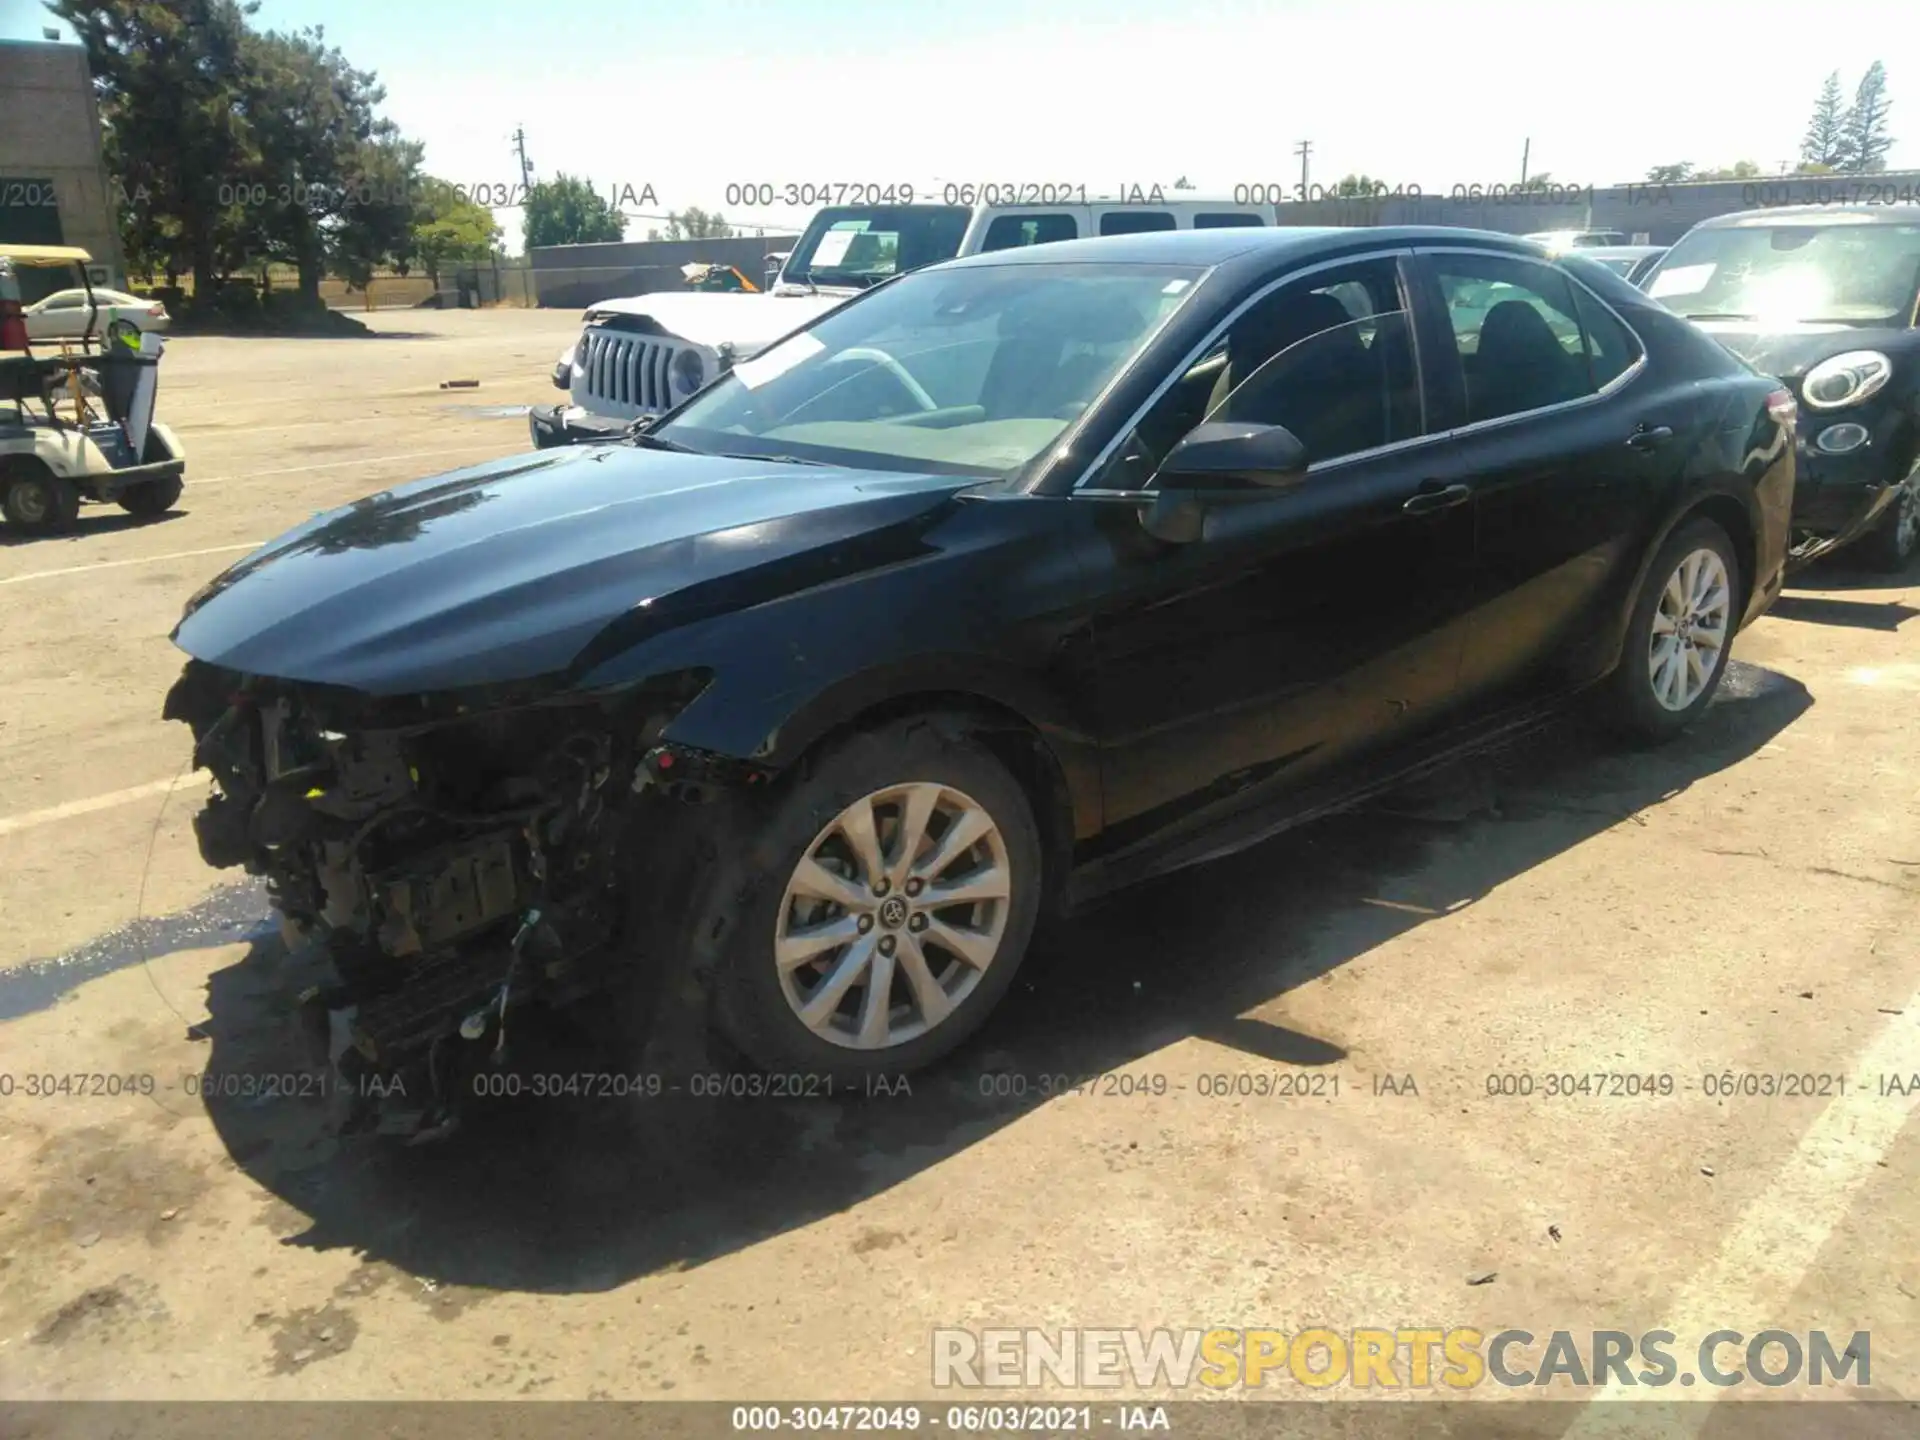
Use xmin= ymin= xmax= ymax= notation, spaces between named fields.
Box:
xmin=24 ymin=288 xmax=171 ymax=345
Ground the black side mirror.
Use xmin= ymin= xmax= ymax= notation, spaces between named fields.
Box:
xmin=1138 ymin=422 xmax=1308 ymax=543
xmin=1157 ymin=421 xmax=1309 ymax=490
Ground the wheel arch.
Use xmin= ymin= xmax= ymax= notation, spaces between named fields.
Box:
xmin=665 ymin=659 xmax=1098 ymax=921
xmin=772 ymin=688 xmax=1086 ymax=921
xmin=0 ymin=451 xmax=56 ymax=483
xmin=1596 ymin=484 xmax=1762 ymax=678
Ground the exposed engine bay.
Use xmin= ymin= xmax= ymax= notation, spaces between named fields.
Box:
xmin=163 ymin=659 xmax=750 ymax=1140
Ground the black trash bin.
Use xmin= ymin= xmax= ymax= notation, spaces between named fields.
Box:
xmin=90 ymin=346 xmax=160 ymax=426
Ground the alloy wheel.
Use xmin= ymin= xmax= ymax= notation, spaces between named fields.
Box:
xmin=1648 ymin=546 xmax=1731 ymax=712
xmin=775 ymin=782 xmax=1012 ymax=1050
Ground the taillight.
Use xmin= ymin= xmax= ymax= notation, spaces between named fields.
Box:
xmin=0 ymin=298 xmax=26 ymax=351
xmin=1766 ymin=387 xmax=1798 ymax=427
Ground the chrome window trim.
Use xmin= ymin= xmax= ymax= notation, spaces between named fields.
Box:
xmin=1413 ymin=245 xmax=1650 ymax=435
xmin=1068 ymin=247 xmax=1424 ymax=493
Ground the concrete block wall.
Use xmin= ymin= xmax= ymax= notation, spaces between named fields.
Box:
xmin=0 ymin=41 xmax=127 ymax=285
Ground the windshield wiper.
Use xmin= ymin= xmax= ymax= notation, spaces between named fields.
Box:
xmin=625 ymin=426 xmax=699 ymax=452
xmin=1680 ymin=312 xmax=1758 ymax=321
xmin=717 ymin=451 xmax=831 ymax=466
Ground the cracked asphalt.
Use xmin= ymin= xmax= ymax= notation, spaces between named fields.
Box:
xmin=0 ymin=312 xmax=1916 ymax=1435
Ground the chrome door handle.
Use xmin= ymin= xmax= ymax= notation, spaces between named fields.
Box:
xmin=1402 ymin=483 xmax=1472 ymax=515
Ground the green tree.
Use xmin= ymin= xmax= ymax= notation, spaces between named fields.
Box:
xmin=1838 ymin=61 xmax=1894 ymax=173
xmin=1331 ymin=173 xmax=1384 ymax=197
xmin=1800 ymin=72 xmax=1849 ymax=170
xmin=1645 ymin=163 xmax=1694 ymax=184
xmin=52 ymin=0 xmax=258 ymax=294
xmin=407 ymin=178 xmax=501 ymax=289
xmin=1694 ymin=160 xmax=1763 ymax=180
xmin=523 ymin=174 xmax=626 ymax=248
xmin=232 ymin=25 xmax=420 ymax=305
xmin=654 ymin=207 xmax=734 ymax=240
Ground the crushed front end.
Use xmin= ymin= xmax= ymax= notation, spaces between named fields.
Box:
xmin=162 ymin=659 xmax=741 ymax=1140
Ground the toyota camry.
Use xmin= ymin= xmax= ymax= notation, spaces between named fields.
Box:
xmin=163 ymin=225 xmax=1794 ymax=1137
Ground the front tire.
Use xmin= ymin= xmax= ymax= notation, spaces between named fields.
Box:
xmin=706 ymin=718 xmax=1044 ymax=1083
xmin=1 ymin=462 xmax=82 ymax=534
xmin=1859 ymin=463 xmax=1920 ymax=573
xmin=1604 ymin=517 xmax=1741 ymax=744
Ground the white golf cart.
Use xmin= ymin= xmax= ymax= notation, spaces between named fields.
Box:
xmin=0 ymin=244 xmax=187 ymax=535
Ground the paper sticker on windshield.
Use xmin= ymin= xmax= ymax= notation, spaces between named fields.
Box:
xmin=1647 ymin=263 xmax=1715 ymax=299
xmin=810 ymin=229 xmax=859 ymax=268
xmin=732 ymin=332 xmax=825 ymax=390
xmin=1162 ymin=279 xmax=1191 ymax=294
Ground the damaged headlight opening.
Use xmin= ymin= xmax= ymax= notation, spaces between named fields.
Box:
xmin=162 ymin=660 xmax=734 ymax=1138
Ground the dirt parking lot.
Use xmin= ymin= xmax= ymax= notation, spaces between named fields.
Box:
xmin=0 ymin=310 xmax=1917 ymax=1433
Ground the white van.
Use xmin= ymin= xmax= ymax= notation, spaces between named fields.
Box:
xmin=531 ymin=195 xmax=1276 ymax=446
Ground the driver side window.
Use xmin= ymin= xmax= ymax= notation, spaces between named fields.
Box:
xmin=1090 ymin=259 xmax=1421 ymax=490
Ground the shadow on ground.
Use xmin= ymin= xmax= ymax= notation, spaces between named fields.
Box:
xmin=166 ymin=662 xmax=1811 ymax=1296
xmin=1788 ymin=551 xmax=1918 ymax=593
xmin=1767 ymin=593 xmax=1918 ymax=632
xmin=0 ymin=510 xmax=187 ymax=547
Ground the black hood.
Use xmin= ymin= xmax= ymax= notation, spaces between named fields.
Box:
xmin=1690 ymin=320 xmax=1920 ymax=379
xmin=171 ymin=444 xmax=973 ymax=695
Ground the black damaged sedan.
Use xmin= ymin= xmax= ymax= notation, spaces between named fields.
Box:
xmin=164 ymin=226 xmax=1793 ymax=1135
xmin=1638 ymin=204 xmax=1920 ymax=570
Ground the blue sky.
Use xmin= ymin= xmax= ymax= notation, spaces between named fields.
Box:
xmin=12 ymin=0 xmax=1915 ymax=251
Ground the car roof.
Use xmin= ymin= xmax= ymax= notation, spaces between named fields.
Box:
xmin=1573 ymin=245 xmax=1664 ymax=260
xmin=936 ymin=225 xmax=1547 ymax=270
xmin=1690 ymin=205 xmax=1920 ymax=229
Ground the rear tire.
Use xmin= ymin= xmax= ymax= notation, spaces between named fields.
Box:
xmin=1603 ymin=517 xmax=1741 ymax=745
xmin=1 ymin=462 xmax=81 ymax=534
xmin=117 ymin=473 xmax=183 ymax=517
xmin=702 ymin=716 xmax=1044 ymax=1084
xmin=1859 ymin=463 xmax=1920 ymax=573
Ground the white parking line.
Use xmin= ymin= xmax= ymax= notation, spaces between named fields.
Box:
xmin=1558 ymin=984 xmax=1920 ymax=1433
xmin=190 ymin=441 xmax=509 ymax=487
xmin=0 ymin=541 xmax=264 ymax=587
xmin=0 ymin=774 xmax=206 ymax=839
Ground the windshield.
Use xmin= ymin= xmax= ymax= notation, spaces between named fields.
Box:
xmin=656 ymin=262 xmax=1204 ymax=478
xmin=1646 ymin=222 xmax=1920 ymax=326
xmin=782 ymin=206 xmax=972 ymax=288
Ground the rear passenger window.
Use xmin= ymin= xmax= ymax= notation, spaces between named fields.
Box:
xmin=980 ymin=213 xmax=1078 ymax=252
xmin=1571 ymin=284 xmax=1644 ymax=390
xmin=1099 ymin=210 xmax=1176 ymax=236
xmin=1436 ymin=255 xmax=1600 ymax=423
xmin=1194 ymin=213 xmax=1265 ymax=229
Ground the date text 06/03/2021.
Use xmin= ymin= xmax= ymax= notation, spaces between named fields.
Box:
xmin=727 ymin=1404 xmax=1174 ymax=1433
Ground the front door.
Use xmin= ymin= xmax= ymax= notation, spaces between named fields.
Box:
xmin=1076 ymin=254 xmax=1480 ymax=857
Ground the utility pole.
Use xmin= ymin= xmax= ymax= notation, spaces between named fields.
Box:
xmin=512 ymin=126 xmax=534 ymax=193
xmin=1520 ymin=138 xmax=1531 ymax=184
xmin=1293 ymin=140 xmax=1313 ymax=196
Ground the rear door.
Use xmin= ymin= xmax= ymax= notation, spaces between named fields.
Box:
xmin=1404 ymin=247 xmax=1703 ymax=708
